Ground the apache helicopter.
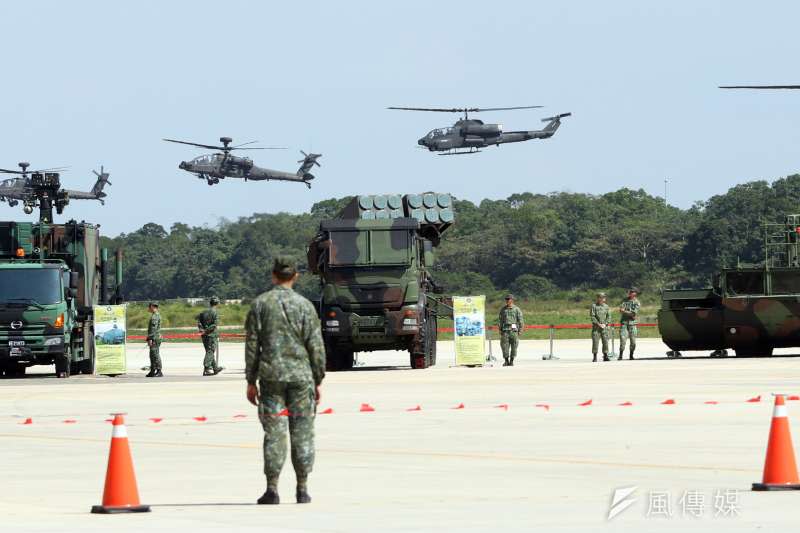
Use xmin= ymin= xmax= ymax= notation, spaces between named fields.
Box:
xmin=163 ymin=136 xmax=321 ymax=188
xmin=0 ymin=162 xmax=111 ymax=222
xmin=388 ymin=105 xmax=571 ymax=155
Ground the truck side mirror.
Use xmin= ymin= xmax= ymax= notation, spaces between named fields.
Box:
xmin=66 ymin=287 xmax=78 ymax=299
xmin=69 ymin=271 xmax=79 ymax=290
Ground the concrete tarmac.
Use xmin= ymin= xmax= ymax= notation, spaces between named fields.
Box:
xmin=1 ymin=338 xmax=799 ymax=532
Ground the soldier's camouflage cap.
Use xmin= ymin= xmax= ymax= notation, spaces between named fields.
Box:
xmin=149 ymin=301 xmax=159 ymax=307
xmin=273 ymin=256 xmax=298 ymax=276
xmin=596 ymin=292 xmax=606 ymax=298
xmin=210 ymin=296 xmax=220 ymax=305
xmin=504 ymin=294 xmax=514 ymax=300
xmin=628 ymin=287 xmax=640 ymax=294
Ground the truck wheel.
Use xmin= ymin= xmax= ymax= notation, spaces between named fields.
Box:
xmin=734 ymin=346 xmax=774 ymax=357
xmin=55 ymin=355 xmax=71 ymax=378
xmin=325 ymin=341 xmax=354 ymax=371
xmin=428 ymin=314 xmax=438 ymax=367
xmin=79 ymin=341 xmax=96 ymax=375
xmin=410 ymin=313 xmax=433 ymax=370
xmin=3 ymin=363 xmax=25 ymax=377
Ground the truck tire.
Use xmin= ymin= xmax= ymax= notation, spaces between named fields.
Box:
xmin=2 ymin=363 xmax=25 ymax=378
xmin=734 ymin=346 xmax=774 ymax=357
xmin=410 ymin=312 xmax=435 ymax=370
xmin=55 ymin=354 xmax=71 ymax=378
xmin=77 ymin=338 xmax=96 ymax=375
xmin=325 ymin=341 xmax=354 ymax=371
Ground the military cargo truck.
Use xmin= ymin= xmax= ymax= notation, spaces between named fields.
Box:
xmin=659 ymin=214 xmax=800 ymax=357
xmin=0 ymin=220 xmax=122 ymax=377
xmin=308 ymin=193 xmax=454 ymax=370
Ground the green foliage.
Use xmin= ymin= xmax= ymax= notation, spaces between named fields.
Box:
xmin=105 ymin=176 xmax=800 ymax=300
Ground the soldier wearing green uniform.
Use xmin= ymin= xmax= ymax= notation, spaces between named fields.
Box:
xmin=590 ymin=292 xmax=611 ymax=362
xmin=618 ymin=288 xmax=641 ymax=360
xmin=197 ymin=296 xmax=224 ymax=376
xmin=499 ymin=294 xmax=524 ymax=366
xmin=245 ymin=257 xmax=326 ymax=505
xmin=145 ymin=302 xmax=163 ymax=377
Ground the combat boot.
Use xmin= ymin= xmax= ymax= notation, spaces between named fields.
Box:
xmin=602 ymin=355 xmax=610 ymax=362
xmin=212 ymin=366 xmax=225 ymax=375
xmin=296 ymin=488 xmax=311 ymax=504
xmin=154 ymin=369 xmax=163 ymax=377
xmin=203 ymin=368 xmax=215 ymax=376
xmin=629 ymin=350 xmax=635 ymax=360
xmin=592 ymin=354 xmax=597 ymax=362
xmin=257 ymin=488 xmax=280 ymax=505
xmin=145 ymin=369 xmax=156 ymax=377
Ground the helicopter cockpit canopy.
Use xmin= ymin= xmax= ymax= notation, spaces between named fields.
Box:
xmin=425 ymin=127 xmax=454 ymax=139
xmin=191 ymin=153 xmax=223 ymax=165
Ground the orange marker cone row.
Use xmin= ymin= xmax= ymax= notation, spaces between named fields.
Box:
xmin=753 ymin=395 xmax=800 ymax=491
xmin=91 ymin=414 xmax=150 ymax=514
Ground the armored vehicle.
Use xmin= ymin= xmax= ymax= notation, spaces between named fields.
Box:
xmin=659 ymin=214 xmax=800 ymax=356
xmin=307 ymin=193 xmax=454 ymax=370
xmin=0 ymin=221 xmax=122 ymax=377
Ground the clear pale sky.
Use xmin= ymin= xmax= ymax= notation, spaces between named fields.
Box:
xmin=1 ymin=1 xmax=798 ymax=236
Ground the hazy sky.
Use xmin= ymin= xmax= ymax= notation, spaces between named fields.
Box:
xmin=1 ymin=1 xmax=799 ymax=236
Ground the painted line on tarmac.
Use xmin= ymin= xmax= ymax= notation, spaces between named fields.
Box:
xmin=0 ymin=432 xmax=758 ymax=474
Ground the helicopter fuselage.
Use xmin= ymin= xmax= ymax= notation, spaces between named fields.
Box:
xmin=417 ymin=118 xmax=560 ymax=152
xmin=178 ymin=152 xmax=314 ymax=186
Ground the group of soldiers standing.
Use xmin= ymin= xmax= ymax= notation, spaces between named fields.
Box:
xmin=145 ymin=296 xmax=225 ymax=377
xmin=590 ymin=288 xmax=641 ymax=361
xmin=498 ymin=288 xmax=642 ymax=364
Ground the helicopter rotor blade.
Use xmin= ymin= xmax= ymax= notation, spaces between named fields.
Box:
xmin=388 ymin=105 xmax=543 ymax=113
xmin=720 ymin=85 xmax=800 ymax=89
xmin=0 ymin=168 xmax=24 ymax=174
xmin=231 ymin=147 xmax=287 ymax=150
xmin=163 ymin=138 xmax=225 ymax=150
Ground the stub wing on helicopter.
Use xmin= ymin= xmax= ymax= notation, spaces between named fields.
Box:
xmin=247 ymin=151 xmax=322 ymax=189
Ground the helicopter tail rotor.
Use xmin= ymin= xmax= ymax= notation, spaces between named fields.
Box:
xmin=90 ymin=165 xmax=112 ymax=200
xmin=297 ymin=150 xmax=322 ymax=175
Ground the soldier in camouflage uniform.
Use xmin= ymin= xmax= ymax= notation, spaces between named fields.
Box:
xmin=197 ymin=296 xmax=224 ymax=376
xmin=245 ymin=257 xmax=326 ymax=505
xmin=145 ymin=302 xmax=163 ymax=377
xmin=499 ymin=294 xmax=524 ymax=366
xmin=618 ymin=288 xmax=641 ymax=360
xmin=590 ymin=292 xmax=611 ymax=362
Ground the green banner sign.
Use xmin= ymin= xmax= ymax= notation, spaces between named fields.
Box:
xmin=94 ymin=304 xmax=127 ymax=375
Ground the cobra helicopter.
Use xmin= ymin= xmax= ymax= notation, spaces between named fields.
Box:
xmin=163 ymin=136 xmax=321 ymax=188
xmin=387 ymin=105 xmax=571 ymax=155
xmin=0 ymin=162 xmax=111 ymax=222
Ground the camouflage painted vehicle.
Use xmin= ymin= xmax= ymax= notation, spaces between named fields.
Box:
xmin=308 ymin=193 xmax=454 ymax=370
xmin=659 ymin=214 xmax=800 ymax=357
xmin=0 ymin=220 xmax=122 ymax=377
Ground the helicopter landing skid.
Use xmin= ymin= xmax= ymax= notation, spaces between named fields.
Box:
xmin=437 ymin=148 xmax=482 ymax=156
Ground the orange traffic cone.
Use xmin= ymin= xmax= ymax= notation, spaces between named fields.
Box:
xmin=752 ymin=394 xmax=800 ymax=491
xmin=91 ymin=414 xmax=151 ymax=513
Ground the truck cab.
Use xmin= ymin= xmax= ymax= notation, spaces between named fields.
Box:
xmin=0 ymin=221 xmax=122 ymax=377
xmin=308 ymin=193 xmax=453 ymax=370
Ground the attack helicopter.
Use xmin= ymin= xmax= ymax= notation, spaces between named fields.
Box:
xmin=388 ymin=105 xmax=571 ymax=155
xmin=163 ymin=136 xmax=321 ymax=188
xmin=0 ymin=162 xmax=111 ymax=223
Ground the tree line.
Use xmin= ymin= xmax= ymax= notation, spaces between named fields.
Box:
xmin=101 ymin=174 xmax=800 ymax=301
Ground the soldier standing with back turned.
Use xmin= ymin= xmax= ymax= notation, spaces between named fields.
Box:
xmin=618 ymin=288 xmax=641 ymax=360
xmin=197 ymin=296 xmax=224 ymax=376
xmin=245 ymin=257 xmax=326 ymax=505
xmin=590 ymin=292 xmax=610 ymax=362
xmin=145 ymin=302 xmax=163 ymax=377
xmin=499 ymin=294 xmax=524 ymax=366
